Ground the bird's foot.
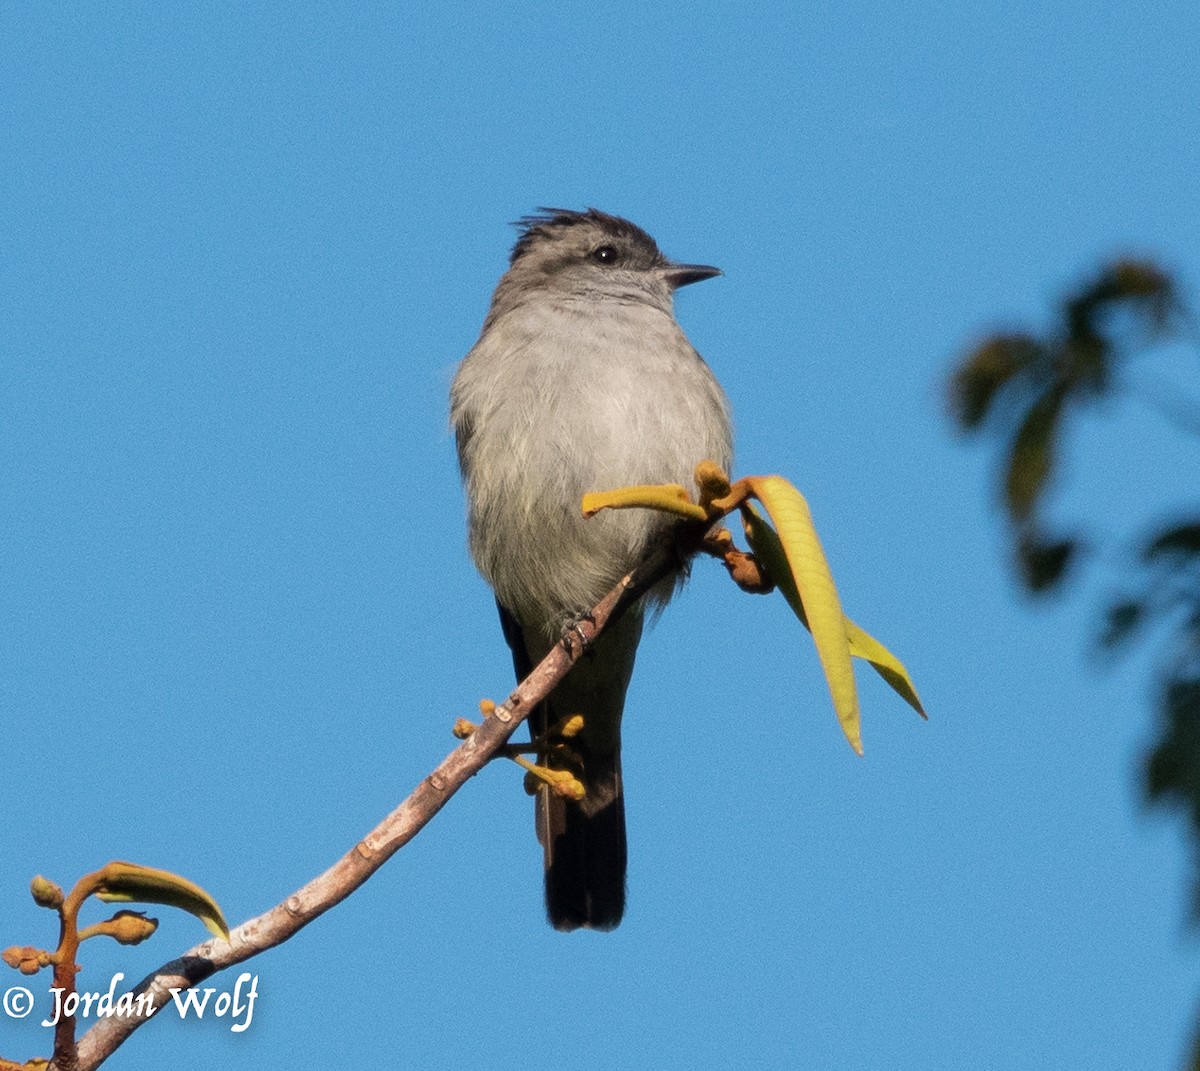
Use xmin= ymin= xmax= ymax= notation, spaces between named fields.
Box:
xmin=559 ymin=611 xmax=597 ymax=656
xmin=453 ymin=702 xmax=587 ymax=800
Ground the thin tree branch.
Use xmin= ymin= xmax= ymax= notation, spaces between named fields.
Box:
xmin=66 ymin=539 xmax=683 ymax=1071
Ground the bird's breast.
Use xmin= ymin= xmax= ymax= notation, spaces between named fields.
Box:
xmin=452 ymin=299 xmax=732 ymax=628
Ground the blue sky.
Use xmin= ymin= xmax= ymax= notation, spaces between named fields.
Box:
xmin=3 ymin=2 xmax=1199 ymax=1068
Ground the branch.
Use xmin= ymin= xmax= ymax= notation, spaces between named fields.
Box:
xmin=66 ymin=539 xmax=682 ymax=1071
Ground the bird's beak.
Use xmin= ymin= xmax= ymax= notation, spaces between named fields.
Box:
xmin=662 ymin=261 xmax=722 ymax=289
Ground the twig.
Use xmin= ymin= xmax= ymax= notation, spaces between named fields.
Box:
xmin=66 ymin=540 xmax=682 ymax=1071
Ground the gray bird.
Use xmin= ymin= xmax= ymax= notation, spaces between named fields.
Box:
xmin=451 ymin=208 xmax=733 ymax=930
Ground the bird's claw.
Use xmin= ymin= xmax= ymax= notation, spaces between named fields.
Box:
xmin=559 ymin=611 xmax=597 ymax=654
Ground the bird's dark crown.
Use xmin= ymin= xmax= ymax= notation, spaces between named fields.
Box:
xmin=509 ymin=208 xmax=661 ymax=265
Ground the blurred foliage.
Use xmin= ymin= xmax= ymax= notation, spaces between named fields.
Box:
xmin=948 ymin=260 xmax=1200 ymax=922
xmin=949 ymin=259 xmax=1180 ymax=589
xmin=1107 ymin=520 xmax=1200 ymax=836
xmin=952 ymin=258 xmax=1200 ymax=1065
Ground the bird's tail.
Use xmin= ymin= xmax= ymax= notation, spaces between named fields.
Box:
xmin=537 ymin=744 xmax=626 ymax=931
xmin=498 ymin=600 xmax=639 ymax=931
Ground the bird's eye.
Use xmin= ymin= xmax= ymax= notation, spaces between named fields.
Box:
xmin=590 ymin=245 xmax=619 ymax=265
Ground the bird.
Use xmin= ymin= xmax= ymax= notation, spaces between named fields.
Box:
xmin=450 ymin=208 xmax=733 ymax=930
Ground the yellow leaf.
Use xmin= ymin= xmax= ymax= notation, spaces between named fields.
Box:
xmin=745 ymin=477 xmax=861 ymax=754
xmin=582 ymin=484 xmax=708 ymax=522
xmin=93 ymin=861 xmax=229 ymax=940
xmin=843 ymin=620 xmax=926 ymax=719
xmin=744 ymin=504 xmax=925 ymax=720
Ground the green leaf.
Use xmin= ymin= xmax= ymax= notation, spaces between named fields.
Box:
xmin=1098 ymin=599 xmax=1144 ymax=650
xmin=93 ymin=861 xmax=229 ymax=940
xmin=1112 ymin=260 xmax=1177 ymax=333
xmin=1016 ymin=531 xmax=1078 ymax=592
xmin=1092 ymin=259 xmax=1177 ymax=334
xmin=1059 ymin=332 xmax=1109 ymax=395
xmin=1143 ymin=522 xmax=1200 ymax=562
xmin=1004 ymin=384 xmax=1066 ymax=523
xmin=1144 ymin=676 xmax=1200 ymax=806
xmin=949 ymin=334 xmax=1043 ymax=430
